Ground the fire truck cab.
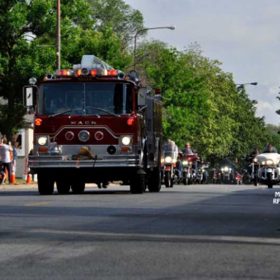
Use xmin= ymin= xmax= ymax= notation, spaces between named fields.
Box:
xmin=23 ymin=55 xmax=162 ymax=194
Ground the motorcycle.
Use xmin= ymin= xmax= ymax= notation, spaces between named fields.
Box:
xmin=181 ymin=154 xmax=198 ymax=185
xmin=194 ymin=162 xmax=209 ymax=184
xmin=220 ymin=165 xmax=234 ymax=184
xmin=234 ymin=171 xmax=243 ymax=185
xmin=161 ymin=152 xmax=177 ymax=188
xmin=210 ymin=168 xmax=222 ymax=184
xmin=255 ymin=152 xmax=280 ymax=188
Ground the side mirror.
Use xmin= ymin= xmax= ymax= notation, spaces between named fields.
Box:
xmin=23 ymin=86 xmax=37 ymax=108
xmin=138 ymin=88 xmax=147 ymax=107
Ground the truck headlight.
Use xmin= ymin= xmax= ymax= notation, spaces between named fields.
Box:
xmin=37 ymin=136 xmax=48 ymax=146
xmin=121 ymin=136 xmax=132 ymax=146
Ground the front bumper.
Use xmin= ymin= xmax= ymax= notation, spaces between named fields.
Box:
xmin=28 ymin=154 xmax=141 ymax=169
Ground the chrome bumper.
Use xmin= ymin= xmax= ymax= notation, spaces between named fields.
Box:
xmin=28 ymin=154 xmax=141 ymax=169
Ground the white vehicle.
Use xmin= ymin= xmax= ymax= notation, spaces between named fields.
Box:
xmin=255 ymin=153 xmax=280 ymax=188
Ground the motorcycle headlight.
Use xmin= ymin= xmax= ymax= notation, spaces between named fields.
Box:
xmin=37 ymin=136 xmax=48 ymax=146
xmin=165 ymin=156 xmax=172 ymax=163
xmin=182 ymin=160 xmax=188 ymax=166
xmin=121 ymin=136 xmax=132 ymax=146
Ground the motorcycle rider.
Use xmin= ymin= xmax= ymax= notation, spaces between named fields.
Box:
xmin=183 ymin=142 xmax=194 ymax=155
xmin=263 ymin=143 xmax=278 ymax=153
xmin=162 ymin=139 xmax=179 ymax=187
xmin=176 ymin=151 xmax=183 ymax=181
xmin=165 ymin=139 xmax=179 ymax=156
xmin=182 ymin=142 xmax=199 ymax=184
xmin=247 ymin=147 xmax=260 ymax=161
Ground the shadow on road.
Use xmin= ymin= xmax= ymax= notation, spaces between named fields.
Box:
xmin=0 ymin=184 xmax=279 ymax=242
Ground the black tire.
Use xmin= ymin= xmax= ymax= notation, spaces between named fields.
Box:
xmin=147 ymin=167 xmax=161 ymax=192
xmin=130 ymin=173 xmax=146 ymax=194
xmin=71 ymin=180 xmax=85 ymax=194
xmin=56 ymin=179 xmax=71 ymax=194
xmin=182 ymin=171 xmax=188 ymax=185
xmin=267 ymin=173 xmax=273 ymax=189
xmin=164 ymin=171 xmax=172 ymax=188
xmin=38 ymin=173 xmax=54 ymax=195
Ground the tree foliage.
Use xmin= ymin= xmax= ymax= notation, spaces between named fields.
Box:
xmin=136 ymin=41 xmax=269 ymax=163
xmin=0 ymin=0 xmax=134 ymax=139
xmin=87 ymin=0 xmax=144 ymax=48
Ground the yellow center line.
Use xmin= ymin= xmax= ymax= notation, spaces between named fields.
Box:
xmin=24 ymin=201 xmax=50 ymax=207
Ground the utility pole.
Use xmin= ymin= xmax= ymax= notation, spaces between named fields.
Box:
xmin=56 ymin=0 xmax=61 ymax=70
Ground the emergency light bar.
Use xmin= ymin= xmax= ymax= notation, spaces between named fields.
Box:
xmin=42 ymin=55 xmax=130 ymax=81
xmin=52 ymin=67 xmax=121 ymax=78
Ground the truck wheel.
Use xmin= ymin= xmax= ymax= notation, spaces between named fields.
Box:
xmin=130 ymin=174 xmax=146 ymax=194
xmin=71 ymin=181 xmax=85 ymax=194
xmin=38 ymin=173 xmax=54 ymax=195
xmin=56 ymin=179 xmax=71 ymax=194
xmin=147 ymin=167 xmax=161 ymax=192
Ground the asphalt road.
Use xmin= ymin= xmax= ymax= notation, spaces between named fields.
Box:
xmin=0 ymin=183 xmax=279 ymax=279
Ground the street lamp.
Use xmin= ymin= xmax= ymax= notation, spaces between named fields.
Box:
xmin=56 ymin=0 xmax=61 ymax=70
xmin=133 ymin=26 xmax=175 ymax=70
xmin=236 ymin=82 xmax=258 ymax=90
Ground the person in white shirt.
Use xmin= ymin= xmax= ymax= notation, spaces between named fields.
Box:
xmin=0 ymin=136 xmax=13 ymax=184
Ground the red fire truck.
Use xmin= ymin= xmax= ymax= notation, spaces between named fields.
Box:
xmin=23 ymin=55 xmax=162 ymax=195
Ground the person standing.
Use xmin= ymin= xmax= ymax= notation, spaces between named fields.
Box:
xmin=11 ymin=140 xmax=17 ymax=180
xmin=0 ymin=136 xmax=13 ymax=184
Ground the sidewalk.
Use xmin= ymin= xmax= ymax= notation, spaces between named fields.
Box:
xmin=0 ymin=180 xmax=37 ymax=190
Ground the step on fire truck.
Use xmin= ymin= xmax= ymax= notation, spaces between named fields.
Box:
xmin=23 ymin=55 xmax=162 ymax=195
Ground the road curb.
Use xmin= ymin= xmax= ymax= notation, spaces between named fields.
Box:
xmin=0 ymin=183 xmax=37 ymax=190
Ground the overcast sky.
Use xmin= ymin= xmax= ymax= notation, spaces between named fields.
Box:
xmin=125 ymin=0 xmax=280 ymax=125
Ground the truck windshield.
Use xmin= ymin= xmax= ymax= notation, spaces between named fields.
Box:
xmin=38 ymin=82 xmax=133 ymax=116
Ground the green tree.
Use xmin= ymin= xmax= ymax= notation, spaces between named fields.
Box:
xmin=87 ymin=0 xmax=144 ymax=48
xmin=0 ymin=0 xmax=32 ymax=139
xmin=136 ymin=41 xmax=268 ymax=163
xmin=0 ymin=0 xmax=132 ymax=139
xmin=265 ymin=124 xmax=280 ymax=151
xmin=230 ymin=87 xmax=268 ymax=161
